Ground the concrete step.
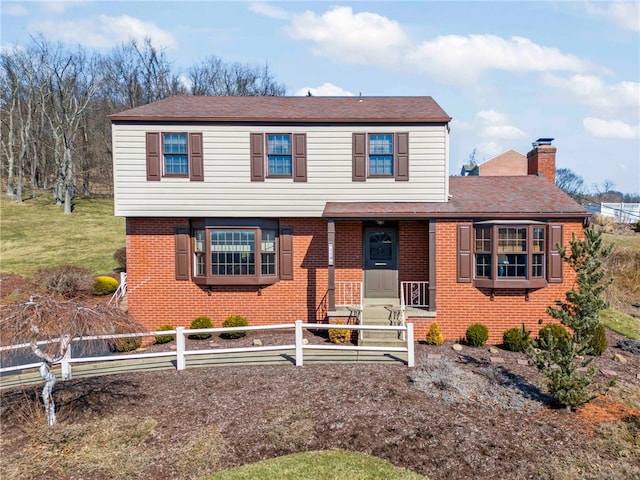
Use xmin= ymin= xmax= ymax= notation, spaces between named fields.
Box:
xmin=358 ymin=338 xmax=407 ymax=348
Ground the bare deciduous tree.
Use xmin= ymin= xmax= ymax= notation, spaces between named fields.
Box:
xmin=1 ymin=296 xmax=143 ymax=425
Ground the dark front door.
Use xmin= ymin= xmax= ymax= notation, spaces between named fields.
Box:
xmin=364 ymin=225 xmax=398 ymax=298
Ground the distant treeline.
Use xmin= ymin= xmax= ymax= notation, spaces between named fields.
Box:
xmin=0 ymin=36 xmax=287 ymax=213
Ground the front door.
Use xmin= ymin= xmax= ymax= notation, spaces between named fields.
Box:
xmin=364 ymin=225 xmax=398 ymax=298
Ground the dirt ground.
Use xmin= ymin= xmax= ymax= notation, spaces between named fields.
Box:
xmin=1 ymin=325 xmax=639 ymax=480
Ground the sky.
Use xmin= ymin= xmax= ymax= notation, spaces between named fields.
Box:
xmin=2 ymin=0 xmax=639 ymax=195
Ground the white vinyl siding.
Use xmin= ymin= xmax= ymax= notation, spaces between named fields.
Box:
xmin=112 ymin=124 xmax=449 ymax=217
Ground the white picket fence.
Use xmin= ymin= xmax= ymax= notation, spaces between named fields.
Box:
xmin=0 ymin=321 xmax=414 ymax=385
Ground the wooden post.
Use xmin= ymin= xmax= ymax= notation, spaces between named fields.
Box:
xmin=407 ymin=323 xmax=415 ymax=367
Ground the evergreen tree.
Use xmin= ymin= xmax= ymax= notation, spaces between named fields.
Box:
xmin=531 ymin=225 xmax=613 ymax=410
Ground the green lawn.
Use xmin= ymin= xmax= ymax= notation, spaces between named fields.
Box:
xmin=600 ymin=308 xmax=640 ymax=340
xmin=203 ymin=450 xmax=428 ymax=480
xmin=1 ymin=195 xmax=124 ymax=276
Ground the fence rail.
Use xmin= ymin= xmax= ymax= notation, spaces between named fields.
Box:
xmin=0 ymin=321 xmax=414 ymax=387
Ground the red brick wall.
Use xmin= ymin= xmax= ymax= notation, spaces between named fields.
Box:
xmin=399 ymin=221 xmax=429 ymax=282
xmin=127 ymin=216 xmax=582 ymax=345
xmin=126 ymin=217 xmax=329 ymax=330
xmin=409 ymin=219 xmax=583 ymax=344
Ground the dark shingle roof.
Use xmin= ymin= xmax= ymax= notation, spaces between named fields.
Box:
xmin=109 ymin=95 xmax=452 ymax=123
xmin=323 ymin=176 xmax=587 ymax=219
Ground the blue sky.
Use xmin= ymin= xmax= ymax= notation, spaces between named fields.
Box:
xmin=2 ymin=0 xmax=639 ymax=194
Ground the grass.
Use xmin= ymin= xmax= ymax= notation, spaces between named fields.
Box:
xmin=599 ymin=309 xmax=640 ymax=340
xmin=204 ymin=450 xmax=428 ymax=480
xmin=0 ymin=195 xmax=124 ymax=276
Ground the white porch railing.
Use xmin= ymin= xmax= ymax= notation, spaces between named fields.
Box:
xmin=335 ymin=281 xmax=363 ymax=308
xmin=399 ymin=281 xmax=430 ymax=340
xmin=108 ymin=272 xmax=127 ymax=307
xmin=0 ymin=321 xmax=414 ymax=387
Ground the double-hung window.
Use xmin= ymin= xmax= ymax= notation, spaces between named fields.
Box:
xmin=368 ymin=134 xmax=394 ymax=176
xmin=163 ymin=133 xmax=188 ymax=176
xmin=464 ymin=223 xmax=556 ymax=289
xmin=267 ymin=134 xmax=292 ymax=177
xmin=145 ymin=131 xmax=203 ymax=181
xmin=352 ymin=132 xmax=409 ymax=181
xmin=189 ymin=219 xmax=288 ymax=286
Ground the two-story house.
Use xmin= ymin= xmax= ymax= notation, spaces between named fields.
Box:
xmin=110 ymin=96 xmax=587 ymax=343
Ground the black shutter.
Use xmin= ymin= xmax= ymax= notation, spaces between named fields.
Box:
xmin=146 ymin=132 xmax=161 ymax=181
xmin=250 ymin=133 xmax=265 ymax=181
xmin=175 ymin=227 xmax=190 ymax=281
xmin=189 ymin=132 xmax=204 ymax=181
xmin=352 ymin=133 xmax=366 ymax=181
xmin=457 ymin=224 xmax=473 ymax=283
xmin=293 ymin=133 xmax=307 ymax=182
xmin=279 ymin=227 xmax=293 ymax=280
xmin=548 ymin=224 xmax=563 ymax=283
xmin=395 ymin=132 xmax=409 ymax=181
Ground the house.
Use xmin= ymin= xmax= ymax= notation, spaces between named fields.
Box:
xmin=460 ymin=149 xmax=527 ymax=177
xmin=109 ymin=96 xmax=588 ymax=344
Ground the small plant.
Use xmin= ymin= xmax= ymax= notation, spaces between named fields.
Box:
xmin=424 ymin=322 xmax=445 ymax=345
xmin=92 ymin=275 xmax=119 ymax=296
xmin=35 ymin=265 xmax=92 ymax=297
xmin=113 ymin=247 xmax=127 ymax=270
xmin=465 ymin=323 xmax=489 ymax=347
xmin=538 ymin=323 xmax=570 ymax=343
xmin=154 ymin=324 xmax=175 ymax=344
xmin=502 ymin=325 xmax=531 ymax=352
xmin=109 ymin=332 xmax=142 ymax=353
xmin=588 ymin=323 xmax=608 ymax=356
xmin=188 ymin=316 xmax=213 ymax=339
xmin=220 ymin=315 xmax=249 ymax=339
xmin=328 ymin=321 xmax=350 ymax=344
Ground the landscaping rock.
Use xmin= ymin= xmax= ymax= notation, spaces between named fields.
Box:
xmin=489 ymin=347 xmax=499 ymax=354
xmin=613 ymin=353 xmax=627 ymax=364
xmin=617 ymin=338 xmax=640 ymax=355
xmin=252 ymin=339 xmax=263 ymax=346
xmin=600 ymin=369 xmax=618 ymax=377
xmin=302 ymin=338 xmax=309 ymax=345
xmin=490 ymin=357 xmax=505 ymax=364
xmin=517 ymin=359 xmax=529 ymax=366
xmin=452 ymin=343 xmax=463 ymax=351
xmin=169 ymin=345 xmax=176 ymax=351
xmin=427 ymin=354 xmax=442 ymax=360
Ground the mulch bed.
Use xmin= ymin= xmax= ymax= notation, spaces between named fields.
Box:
xmin=1 ymin=326 xmax=638 ymax=480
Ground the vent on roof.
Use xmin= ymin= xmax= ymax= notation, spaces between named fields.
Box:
xmin=532 ymin=137 xmax=554 ymax=147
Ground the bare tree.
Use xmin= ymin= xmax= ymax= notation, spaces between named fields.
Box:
xmin=1 ymin=296 xmax=143 ymax=425
xmin=186 ymin=56 xmax=286 ymax=96
xmin=555 ymin=168 xmax=585 ymax=200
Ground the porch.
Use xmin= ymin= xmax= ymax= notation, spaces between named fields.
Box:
xmin=328 ymin=281 xmax=435 ymax=346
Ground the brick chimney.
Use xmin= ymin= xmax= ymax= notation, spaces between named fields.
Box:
xmin=527 ymin=138 xmax=556 ymax=183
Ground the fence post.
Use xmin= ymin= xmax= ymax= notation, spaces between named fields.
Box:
xmin=61 ymin=346 xmax=72 ymax=381
xmin=295 ymin=320 xmax=304 ymax=366
xmin=176 ymin=327 xmax=186 ymax=371
xmin=406 ymin=323 xmax=415 ymax=367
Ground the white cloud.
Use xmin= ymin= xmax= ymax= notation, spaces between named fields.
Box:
xmin=475 ymin=109 xmax=526 ymax=139
xmin=4 ymin=4 xmax=29 ymax=16
xmin=482 ymin=125 xmax=526 ymax=139
xmin=293 ymin=82 xmax=354 ymax=96
xmin=476 ymin=109 xmax=508 ymax=124
xmin=39 ymin=0 xmax=89 ymax=14
xmin=450 ymin=119 xmax=473 ymax=131
xmin=542 ymin=74 xmax=640 ymax=110
xmin=476 ymin=141 xmax=504 ymax=159
xmin=249 ymin=2 xmax=289 ymax=20
xmin=585 ymin=1 xmax=640 ymax=32
xmin=583 ymin=117 xmax=640 ymax=139
xmin=287 ymin=6 xmax=408 ymax=66
xmin=28 ymin=15 xmax=177 ymax=49
xmin=286 ymin=7 xmax=599 ymax=85
xmin=407 ymin=34 xmax=593 ymax=83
